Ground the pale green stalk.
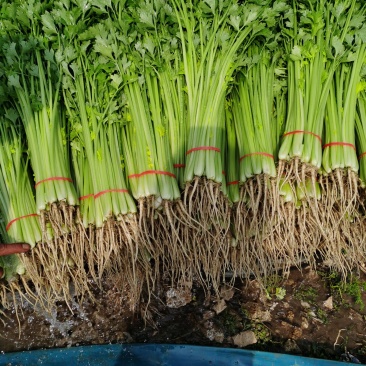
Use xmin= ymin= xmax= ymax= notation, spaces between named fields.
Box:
xmin=356 ymin=91 xmax=366 ymax=186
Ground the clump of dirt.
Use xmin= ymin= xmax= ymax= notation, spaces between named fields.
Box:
xmin=1 ymin=265 xmax=366 ymax=364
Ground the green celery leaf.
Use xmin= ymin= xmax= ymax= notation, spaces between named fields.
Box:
xmin=8 ymin=74 xmax=20 ymax=89
xmin=350 ymin=13 xmax=364 ymax=29
xmin=332 ymin=36 xmax=345 ymax=56
xmin=41 ymin=11 xmax=58 ymax=34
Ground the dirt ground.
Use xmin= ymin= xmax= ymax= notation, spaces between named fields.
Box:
xmin=1 ymin=264 xmax=366 ymax=364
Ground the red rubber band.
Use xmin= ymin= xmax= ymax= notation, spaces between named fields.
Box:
xmin=35 ymin=177 xmax=73 ymax=188
xmin=186 ymin=146 xmax=221 ymax=155
xmin=79 ymin=194 xmax=94 ymax=201
xmin=6 ymin=213 xmax=39 ymax=232
xmin=283 ymin=130 xmax=322 ymax=144
xmin=323 ymin=142 xmax=356 ymax=150
xmin=359 ymin=152 xmax=366 ymax=160
xmin=94 ymin=189 xmax=129 ymax=199
xmin=128 ymin=170 xmax=176 ymax=179
xmin=227 ymin=180 xmax=239 ymax=186
xmin=173 ymin=164 xmax=186 ymax=168
xmin=240 ymin=152 xmax=274 ymax=162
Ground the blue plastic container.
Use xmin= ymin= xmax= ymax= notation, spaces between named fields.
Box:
xmin=0 ymin=344 xmax=360 ymax=366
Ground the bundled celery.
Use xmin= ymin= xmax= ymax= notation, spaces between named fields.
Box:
xmin=0 ymin=110 xmax=43 ymax=304
xmin=50 ymin=1 xmax=141 ymax=295
xmin=273 ymin=0 xmax=363 ymax=271
xmin=320 ymin=43 xmax=366 ymax=276
xmin=170 ymin=0 xmax=267 ymax=288
xmin=230 ymin=44 xmax=284 ymax=278
xmin=122 ymin=72 xmax=186 ymax=282
xmin=0 ymin=0 xmax=106 ymax=304
xmin=318 ymin=1 xmax=366 ymax=276
xmin=83 ymin=0 xmax=197 ymax=287
xmin=0 ymin=2 xmax=78 ymax=230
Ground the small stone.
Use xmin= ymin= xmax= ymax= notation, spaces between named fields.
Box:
xmin=232 ymin=330 xmax=257 ymax=348
xmin=166 ymin=287 xmax=192 ymax=308
xmin=287 ymin=310 xmax=295 ymax=322
xmin=301 ymin=317 xmax=309 ymax=330
xmin=307 ymin=270 xmax=320 ymax=281
xmin=241 ymin=280 xmax=262 ymax=302
xmin=203 ymin=310 xmax=215 ymax=321
xmin=213 ymin=299 xmax=227 ymax=315
xmin=284 ymin=339 xmax=301 ymax=353
xmin=206 ymin=329 xmax=215 ymax=341
xmin=323 ymin=296 xmax=333 ymax=310
xmin=203 ymin=322 xmax=224 ymax=343
xmin=292 ymin=327 xmax=303 ymax=339
xmin=220 ymin=285 xmax=235 ymax=301
xmin=301 ymin=301 xmax=311 ymax=309
xmin=250 ymin=308 xmax=272 ymax=322
xmin=214 ymin=331 xmax=225 ymax=343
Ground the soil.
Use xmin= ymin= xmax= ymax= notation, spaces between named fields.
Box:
xmin=1 ymin=264 xmax=366 ymax=364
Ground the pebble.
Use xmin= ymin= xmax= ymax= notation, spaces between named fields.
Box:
xmin=202 ymin=310 xmax=216 ymax=321
xmin=301 ymin=317 xmax=309 ymax=330
xmin=323 ymin=296 xmax=333 ymax=310
xmin=165 ymin=287 xmax=192 ymax=308
xmin=292 ymin=327 xmax=303 ymax=339
xmin=220 ymin=285 xmax=235 ymax=301
xmin=286 ymin=310 xmax=295 ymax=322
xmin=250 ymin=308 xmax=272 ymax=322
xmin=213 ymin=299 xmax=227 ymax=315
xmin=232 ymin=331 xmax=257 ymax=348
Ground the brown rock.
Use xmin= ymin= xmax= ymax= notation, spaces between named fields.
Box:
xmin=287 ymin=310 xmax=295 ymax=322
xmin=214 ymin=331 xmax=225 ymax=343
xmin=301 ymin=317 xmax=309 ymax=330
xmin=307 ymin=270 xmax=320 ymax=281
xmin=220 ymin=285 xmax=235 ymax=301
xmin=241 ymin=280 xmax=262 ymax=302
xmin=166 ymin=287 xmax=192 ymax=308
xmin=202 ymin=321 xmax=224 ymax=343
xmin=213 ymin=299 xmax=227 ymax=315
xmin=250 ymin=308 xmax=272 ymax=322
xmin=323 ymin=296 xmax=333 ymax=310
xmin=292 ymin=327 xmax=303 ymax=339
xmin=203 ymin=310 xmax=216 ymax=321
xmin=232 ymin=331 xmax=257 ymax=348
